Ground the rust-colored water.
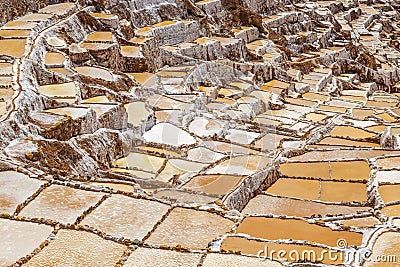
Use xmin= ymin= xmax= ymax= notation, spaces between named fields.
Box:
xmin=236 ymin=217 xmax=363 ymax=247
xmin=381 ymin=204 xmax=400 ymax=217
xmin=0 ymin=29 xmax=31 ymax=38
xmin=146 ymin=207 xmax=234 ymax=249
xmin=330 ymin=161 xmax=370 ymax=181
xmin=279 ymin=162 xmax=330 ymax=179
xmin=183 ymin=174 xmax=245 ymax=195
xmin=317 ymin=137 xmax=380 ymax=148
xmin=266 ymin=178 xmax=320 ymax=200
xmin=90 ymin=13 xmax=116 ymax=19
xmin=330 ymin=126 xmax=376 ymax=139
xmin=113 ymin=152 xmax=165 ymax=173
xmin=320 ymin=181 xmax=367 ymax=202
xmin=121 ymin=46 xmax=141 ymax=57
xmin=85 ymin=31 xmax=113 ymax=43
xmin=45 ymin=52 xmax=66 ymax=66
xmin=19 ymin=185 xmax=104 ymax=224
xmin=45 ymin=107 xmax=88 ymax=119
xmin=378 ymin=184 xmax=400 ymax=203
xmin=0 ymin=39 xmax=26 ymax=58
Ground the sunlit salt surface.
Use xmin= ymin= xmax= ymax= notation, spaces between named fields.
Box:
xmin=221 ymin=236 xmax=345 ymax=264
xmin=113 ymin=152 xmax=165 ymax=173
xmin=206 ymin=155 xmax=270 ymax=175
xmin=38 ymin=82 xmax=77 ymax=98
xmin=0 ymin=76 xmax=12 ymax=88
xmin=0 ymin=29 xmax=31 ymax=38
xmin=0 ymin=102 xmax=7 ymax=115
xmin=81 ymin=194 xmax=169 ymax=240
xmin=110 ymin=168 xmax=155 ymax=179
xmin=183 ymin=174 xmax=245 ymax=195
xmin=0 ymin=88 xmax=14 ymax=102
xmin=121 ymin=46 xmax=141 ymax=57
xmin=279 ymin=161 xmax=370 ymax=181
xmin=0 ymin=171 xmax=44 ymax=213
xmin=236 ymin=217 xmax=363 ymax=247
xmin=188 ymin=117 xmax=223 ymax=137
xmin=156 ymin=159 xmax=206 ymax=182
xmin=3 ymin=21 xmax=37 ymax=30
xmin=364 ymin=232 xmax=400 ymax=267
xmin=381 ymin=204 xmax=400 ymax=217
xmin=89 ymin=13 xmax=117 ymax=19
xmin=127 ymin=72 xmax=157 ymax=87
xmin=153 ymin=189 xmax=217 ymax=204
xmin=39 ymin=2 xmax=76 ymax=15
xmin=378 ymin=184 xmax=400 ymax=203
xmin=0 ymin=1 xmax=398 ymax=266
xmin=253 ymin=133 xmax=286 ymax=151
xmin=319 ymin=181 xmax=367 ymax=203
xmin=124 ymin=247 xmax=202 ymax=267
xmin=330 ymin=125 xmax=376 ymax=139
xmin=82 ymin=95 xmax=110 ymax=103
xmin=85 ymin=31 xmax=113 ymax=43
xmin=90 ymin=182 xmax=136 ymax=193
xmin=0 ymin=62 xmax=13 ymax=75
xmin=243 ymin=194 xmax=371 ymax=217
xmin=48 ymin=67 xmax=74 ymax=77
xmin=0 ymin=39 xmax=26 ymax=58
xmin=338 ymin=216 xmax=381 ymax=229
xmin=266 ymin=178 xmax=367 ymax=203
xmin=202 ymin=253 xmax=282 ymax=267
xmin=147 ymin=94 xmax=191 ymax=110
xmin=143 ymin=123 xmax=197 ymax=146
xmin=203 ymin=140 xmax=260 ymax=155
xmin=146 ymin=207 xmax=234 ymax=249
xmin=0 ymin=219 xmax=52 ymax=266
xmin=44 ymin=52 xmax=66 ymax=66
xmin=45 ymin=37 xmax=67 ymax=48
xmin=186 ymin=146 xmax=225 ymax=163
xmin=24 ymin=229 xmax=126 ymax=267
xmin=75 ymin=66 xmax=114 ymax=81
xmin=376 ymin=155 xmax=400 ymax=169
xmin=314 ymin=137 xmax=381 ymax=148
xmin=266 ymin=178 xmax=320 ymax=200
xmin=17 ymin=13 xmax=52 ymax=22
xmin=19 ymin=185 xmax=104 ymax=224
xmin=225 ymin=129 xmax=260 ymax=145
xmin=45 ymin=107 xmax=89 ymax=119
xmin=124 ymin=102 xmax=152 ymax=125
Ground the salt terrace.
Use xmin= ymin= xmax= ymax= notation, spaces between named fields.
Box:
xmin=0 ymin=0 xmax=399 ymax=266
